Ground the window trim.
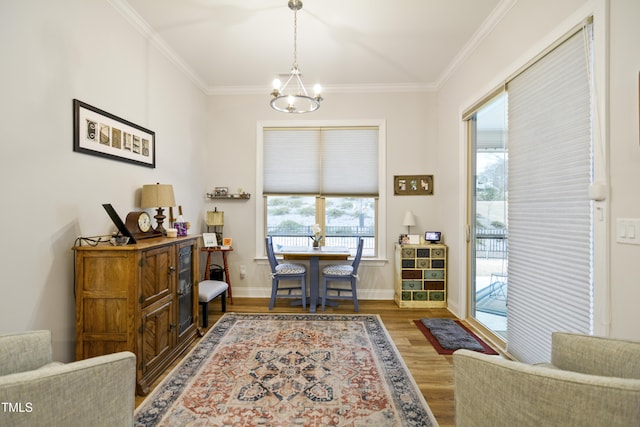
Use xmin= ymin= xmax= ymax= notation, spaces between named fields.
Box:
xmin=256 ymin=119 xmax=387 ymax=259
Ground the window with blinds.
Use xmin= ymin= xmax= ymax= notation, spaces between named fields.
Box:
xmin=263 ymin=127 xmax=379 ymax=196
xmin=262 ymin=126 xmax=380 ymax=257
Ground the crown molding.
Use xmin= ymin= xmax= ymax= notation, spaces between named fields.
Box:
xmin=107 ymin=0 xmax=208 ymax=92
xmin=435 ymin=0 xmax=518 ymax=89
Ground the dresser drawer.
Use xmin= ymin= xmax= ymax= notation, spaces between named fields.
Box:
xmin=423 ymin=270 xmax=444 ymax=280
xmin=402 ymin=280 xmax=422 ymax=290
xmin=413 ymin=291 xmax=428 ymax=301
xmin=402 ymin=270 xmax=422 ymax=279
xmin=401 ymin=248 xmax=415 ymax=258
xmin=425 ymin=281 xmax=445 ymax=291
xmin=416 ymin=248 xmax=430 ymax=258
xmin=431 ymin=248 xmax=445 ymax=258
xmin=402 ymin=259 xmax=415 ymax=268
xmin=429 ymin=291 xmax=445 ymax=301
xmin=431 ymin=259 xmax=445 ymax=269
xmin=416 ymin=259 xmax=430 ymax=269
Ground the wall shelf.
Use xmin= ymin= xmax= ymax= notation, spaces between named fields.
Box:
xmin=206 ymin=193 xmax=251 ymax=200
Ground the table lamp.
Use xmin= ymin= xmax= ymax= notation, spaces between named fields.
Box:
xmin=403 ymin=210 xmax=416 ymax=234
xmin=140 ymin=183 xmax=176 ymax=235
xmin=206 ymin=207 xmax=224 ymax=245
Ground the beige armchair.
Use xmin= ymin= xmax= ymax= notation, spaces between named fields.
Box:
xmin=0 ymin=330 xmax=135 ymax=427
xmin=453 ymin=332 xmax=640 ymax=427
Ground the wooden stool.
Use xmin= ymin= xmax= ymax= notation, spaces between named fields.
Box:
xmin=199 ymin=280 xmax=228 ymax=328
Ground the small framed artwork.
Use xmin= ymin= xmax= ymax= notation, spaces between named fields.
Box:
xmin=203 ymin=233 xmax=218 ymax=247
xmin=214 ymin=187 xmax=229 ymax=197
xmin=222 ymin=237 xmax=233 ymax=246
xmin=394 ymin=175 xmax=433 ymax=195
xmin=73 ymin=99 xmax=155 ymax=168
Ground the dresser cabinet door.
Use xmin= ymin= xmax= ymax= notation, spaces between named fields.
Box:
xmin=140 ymin=298 xmax=175 ymax=376
xmin=177 ymin=241 xmax=196 ymax=338
xmin=140 ymin=245 xmax=174 ymax=307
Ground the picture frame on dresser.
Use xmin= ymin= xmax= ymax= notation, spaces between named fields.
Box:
xmin=203 ymin=233 xmax=218 ymax=247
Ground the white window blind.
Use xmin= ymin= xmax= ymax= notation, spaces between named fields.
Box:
xmin=263 ymin=127 xmax=379 ymax=195
xmin=507 ymin=25 xmax=593 ymax=363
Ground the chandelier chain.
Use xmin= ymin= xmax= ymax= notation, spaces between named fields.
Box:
xmin=292 ymin=6 xmax=298 ymax=68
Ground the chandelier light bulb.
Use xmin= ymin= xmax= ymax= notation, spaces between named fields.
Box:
xmin=287 ymin=95 xmax=295 ymax=106
xmin=272 ymin=79 xmax=281 ymax=90
xmin=313 ymin=84 xmax=322 ymax=97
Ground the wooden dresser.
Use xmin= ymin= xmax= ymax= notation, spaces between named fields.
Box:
xmin=394 ymin=243 xmax=447 ymax=308
xmin=73 ymin=235 xmax=199 ymax=395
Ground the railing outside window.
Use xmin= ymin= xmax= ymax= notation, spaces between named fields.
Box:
xmin=268 ymin=225 xmax=375 ymax=256
xmin=476 ymin=228 xmax=508 ymax=259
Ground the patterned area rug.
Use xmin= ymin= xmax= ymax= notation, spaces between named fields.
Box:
xmin=135 ymin=313 xmax=438 ymax=426
xmin=414 ymin=318 xmax=498 ymax=355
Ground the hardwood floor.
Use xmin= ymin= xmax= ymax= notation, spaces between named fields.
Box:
xmin=135 ymin=298 xmax=464 ymax=426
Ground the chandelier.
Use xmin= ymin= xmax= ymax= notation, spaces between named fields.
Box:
xmin=270 ymin=0 xmax=323 ymax=113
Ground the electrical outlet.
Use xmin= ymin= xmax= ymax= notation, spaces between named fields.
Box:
xmin=239 ymin=265 xmax=246 ymax=279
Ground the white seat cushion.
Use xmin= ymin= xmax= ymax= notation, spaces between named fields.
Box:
xmin=275 ymin=263 xmax=306 ymax=275
xmin=323 ymin=264 xmax=353 ymax=276
xmin=199 ymin=280 xmax=228 ymax=303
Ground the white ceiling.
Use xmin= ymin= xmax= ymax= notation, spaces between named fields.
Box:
xmin=118 ymin=0 xmax=507 ymax=94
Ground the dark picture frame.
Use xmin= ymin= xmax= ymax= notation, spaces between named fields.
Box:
xmin=394 ymin=174 xmax=434 ymax=195
xmin=73 ymin=99 xmax=156 ymax=168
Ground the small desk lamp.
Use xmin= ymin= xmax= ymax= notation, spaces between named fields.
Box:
xmin=206 ymin=207 xmax=224 ymax=245
xmin=403 ymin=210 xmax=416 ymax=234
xmin=140 ymin=183 xmax=176 ymax=235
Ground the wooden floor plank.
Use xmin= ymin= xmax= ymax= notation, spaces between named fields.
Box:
xmin=135 ymin=298 xmax=465 ymax=426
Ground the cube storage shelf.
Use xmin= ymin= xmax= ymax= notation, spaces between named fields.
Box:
xmin=394 ymin=243 xmax=447 ymax=308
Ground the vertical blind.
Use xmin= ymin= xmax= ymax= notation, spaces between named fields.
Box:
xmin=507 ymin=24 xmax=593 ymax=363
xmin=263 ymin=127 xmax=379 ymax=195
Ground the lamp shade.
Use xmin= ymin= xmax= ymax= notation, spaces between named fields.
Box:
xmin=206 ymin=210 xmax=224 ymax=226
xmin=140 ymin=184 xmax=176 ymax=208
xmin=403 ymin=210 xmax=416 ymax=227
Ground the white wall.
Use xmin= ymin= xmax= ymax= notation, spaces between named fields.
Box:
xmin=608 ymin=0 xmax=640 ymax=340
xmin=437 ymin=0 xmax=640 ymax=341
xmin=0 ymin=0 xmax=208 ymax=361
xmin=205 ymin=92 xmax=440 ymax=299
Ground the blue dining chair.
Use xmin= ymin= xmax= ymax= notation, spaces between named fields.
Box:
xmin=321 ymin=238 xmax=364 ymax=312
xmin=265 ymin=236 xmax=307 ymax=310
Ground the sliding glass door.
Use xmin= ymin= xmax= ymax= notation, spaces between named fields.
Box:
xmin=468 ymin=93 xmax=508 ymax=340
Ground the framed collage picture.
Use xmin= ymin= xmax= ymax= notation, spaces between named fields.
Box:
xmin=73 ymin=99 xmax=156 ymax=168
xmin=394 ymin=175 xmax=434 ymax=195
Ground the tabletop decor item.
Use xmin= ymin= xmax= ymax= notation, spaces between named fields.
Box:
xmin=140 ymin=183 xmax=176 ymax=235
xmin=310 ymin=223 xmax=323 ymax=248
xmin=109 ymin=236 xmax=130 ymax=246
